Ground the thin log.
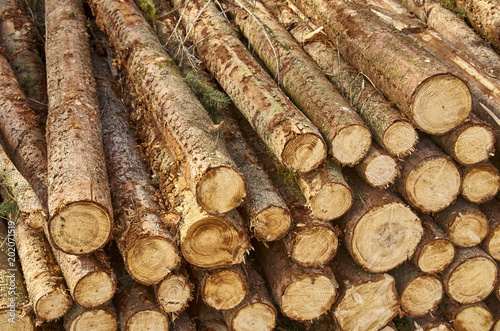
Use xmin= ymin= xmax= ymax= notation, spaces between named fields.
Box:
xmin=170 ymin=0 xmax=328 ymax=173
xmin=353 ymin=144 xmax=399 ymax=188
xmin=45 ymin=0 xmax=113 ymax=255
xmin=480 ymin=199 xmax=500 ymax=261
xmin=461 ymin=162 xmax=500 ymax=204
xmin=88 ymin=0 xmax=246 ymax=215
xmin=63 ymin=302 xmax=118 ymax=331
xmin=155 ymin=267 xmax=193 ymax=314
xmin=440 ymin=295 xmax=494 ymax=331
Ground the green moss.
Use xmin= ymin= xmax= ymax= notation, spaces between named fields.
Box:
xmin=184 ymin=72 xmax=231 ymax=117
xmin=21 ymin=76 xmax=39 ymax=94
xmin=138 ymin=0 xmax=159 ymax=25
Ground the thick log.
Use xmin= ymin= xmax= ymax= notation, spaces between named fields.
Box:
xmin=441 ymin=295 xmax=494 ymax=331
xmin=435 ymin=198 xmax=490 ymax=248
xmin=289 ymin=0 xmax=472 ymax=135
xmin=442 ymin=246 xmax=498 ymax=304
xmin=170 ymin=0 xmax=327 ymax=173
xmin=330 ymin=248 xmax=400 ymax=331
xmin=95 ymin=55 xmax=180 ymax=285
xmin=353 ymin=144 xmax=399 ymax=187
xmin=89 ymin=0 xmax=246 ymax=215
xmin=63 ymin=302 xmax=118 ymax=331
xmin=395 ymin=138 xmax=461 ymax=213
xmin=45 ymin=0 xmax=113 ymax=255
xmin=226 ymin=0 xmax=372 ymax=166
xmin=339 ymin=170 xmax=423 ymax=273
xmin=461 ymin=162 xmax=500 ymax=204
xmin=255 ymin=241 xmax=338 ymax=321
xmin=480 ymin=199 xmax=500 ymax=261
xmin=155 ymin=268 xmax=193 ymax=314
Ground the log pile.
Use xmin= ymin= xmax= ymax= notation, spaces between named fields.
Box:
xmin=1 ymin=0 xmax=500 ymax=329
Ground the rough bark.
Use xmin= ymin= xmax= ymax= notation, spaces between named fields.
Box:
xmin=226 ymin=0 xmax=372 ymax=166
xmin=440 ymin=295 xmax=494 ymax=331
xmin=353 ymin=144 xmax=399 ymax=187
xmin=255 ymin=241 xmax=338 ymax=321
xmin=330 ymin=248 xmax=400 ymax=331
xmin=338 ymin=170 xmax=423 ymax=273
xmin=441 ymin=246 xmax=498 ymax=304
xmin=435 ymin=197 xmax=490 ymax=248
xmin=395 ymin=138 xmax=462 ymax=213
xmin=480 ymin=199 xmax=500 ymax=261
xmin=95 ymin=55 xmax=181 ymax=285
xmin=170 ymin=0 xmax=327 ymax=173
xmin=63 ymin=301 xmax=118 ymax=331
xmin=88 ymin=0 xmax=246 ymax=215
xmin=197 ymin=304 xmax=228 ymax=330
xmin=461 ymin=162 xmax=500 ymax=204
xmin=155 ymin=268 xmax=193 ymax=314
xmin=45 ymin=0 xmax=113 ymax=255
xmin=289 ymin=0 xmax=472 ymax=135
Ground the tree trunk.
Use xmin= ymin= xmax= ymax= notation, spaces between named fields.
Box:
xmin=155 ymin=268 xmax=193 ymax=314
xmin=45 ymin=0 xmax=113 ymax=255
xmin=255 ymin=241 xmax=338 ymax=322
xmin=63 ymin=301 xmax=118 ymax=331
xmin=339 ymin=170 xmax=423 ymax=273
xmin=442 ymin=246 xmax=498 ymax=304
xmin=395 ymin=138 xmax=462 ymax=213
xmin=461 ymin=162 xmax=500 ymax=204
xmin=288 ymin=0 xmax=472 ymax=135
xmin=330 ymin=248 xmax=400 ymax=331
xmin=170 ymin=0 xmax=327 ymax=173
xmin=353 ymin=144 xmax=399 ymax=188
xmin=411 ymin=215 xmax=455 ymax=274
xmin=480 ymin=199 xmax=500 ymax=261
xmin=440 ymin=295 xmax=494 ymax=331
xmin=435 ymin=197 xmax=490 ymax=248
xmin=226 ymin=0 xmax=372 ymax=167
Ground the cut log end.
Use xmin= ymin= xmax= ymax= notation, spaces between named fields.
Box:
xmin=126 ymin=236 xmax=181 ymax=285
xmin=454 ymin=306 xmax=494 ymax=331
xmin=0 ymin=312 xmax=34 ymax=330
xmin=156 ymin=274 xmax=192 ymax=314
xmin=417 ymin=239 xmax=455 ymax=274
xmin=383 ymin=120 xmax=418 ymax=157
xmin=291 ymin=226 xmax=338 ymax=267
xmin=363 ymin=154 xmax=398 ymax=187
xmin=401 ymin=275 xmax=443 ymax=317
xmin=49 ymin=202 xmax=112 ymax=255
xmin=351 ymin=202 xmax=422 ymax=273
xmin=203 ymin=270 xmax=248 ymax=310
xmin=281 ymin=275 xmax=337 ymax=321
xmin=36 ymin=291 xmax=73 ymax=321
xmin=253 ymin=206 xmax=292 ymax=242
xmin=308 ymin=183 xmax=352 ymax=221
xmin=455 ymin=126 xmax=495 ymax=165
xmin=230 ymin=302 xmax=276 ymax=331
xmin=282 ymin=133 xmax=326 ymax=173
xmin=197 ymin=167 xmax=246 ymax=214
xmin=126 ymin=310 xmax=169 ymax=331
xmin=330 ymin=125 xmax=371 ymax=166
xmin=448 ymin=212 xmax=489 ymax=248
xmin=462 ymin=165 xmax=500 ymax=204
xmin=67 ymin=308 xmax=117 ymax=331
xmin=74 ymin=271 xmax=116 ymax=308
xmin=412 ymin=74 xmax=471 ymax=134
xmin=405 ymin=157 xmax=461 ymax=213
xmin=486 ymin=226 xmax=500 ymax=260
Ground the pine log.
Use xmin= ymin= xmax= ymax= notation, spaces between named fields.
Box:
xmin=45 ymin=0 xmax=113 ymax=255
xmin=414 ymin=311 xmax=454 ymax=330
xmin=330 ymin=248 xmax=400 ymax=331
xmin=461 ymin=162 xmax=500 ymax=204
xmin=412 ymin=215 xmax=455 ymax=274
xmin=339 ymin=170 xmax=423 ymax=273
xmin=395 ymin=138 xmax=461 ymax=213
xmin=226 ymin=0 xmax=372 ymax=167
xmin=171 ymin=311 xmax=196 ymax=331
xmin=170 ymin=0 xmax=327 ymax=173
xmin=222 ymin=263 xmax=277 ymax=331
xmin=95 ymin=55 xmax=181 ymax=285
xmin=391 ymin=263 xmax=443 ymax=317
xmin=353 ymin=144 xmax=399 ymax=187
xmin=441 ymin=295 xmax=494 ymax=331
xmin=263 ymin=0 xmax=418 ymax=157
xmin=480 ymin=199 xmax=500 ymax=261
xmin=485 ymin=294 xmax=500 ymax=331
xmin=255 ymin=241 xmax=338 ymax=321
xmin=435 ymin=198 xmax=490 ymax=248
xmin=195 ymin=265 xmax=248 ymax=311
xmin=89 ymin=0 xmax=246 ymax=215
xmin=288 ymin=0 xmax=472 ymax=135
xmin=442 ymin=246 xmax=498 ymax=304
xmin=155 ymin=268 xmax=193 ymax=314
xmin=0 ymin=220 xmax=34 ymax=330
xmin=63 ymin=302 xmax=118 ymax=331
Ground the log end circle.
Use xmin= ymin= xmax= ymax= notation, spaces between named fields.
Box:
xmin=364 ymin=154 xmax=398 ymax=187
xmin=282 ymin=133 xmax=327 ymax=173
xmin=462 ymin=164 xmax=500 ymax=204
xmin=455 ymin=126 xmax=495 ymax=165
xmin=36 ymin=291 xmax=73 ymax=321
xmin=383 ymin=121 xmax=418 ymax=157
xmin=401 ymin=275 xmax=443 ymax=317
xmin=253 ymin=206 xmax=292 ymax=242
xmin=74 ymin=270 xmax=116 ymax=308
xmin=203 ymin=270 xmax=248 ymax=310
xmin=126 ymin=310 xmax=169 ymax=331
xmin=156 ymin=274 xmax=192 ymax=314
xmin=67 ymin=309 xmax=117 ymax=331
xmin=291 ymin=226 xmax=339 ymax=267
xmin=231 ymin=302 xmax=277 ymax=331
xmin=417 ymin=239 xmax=455 ymax=274
xmin=309 ymin=182 xmax=353 ymax=221
xmin=330 ymin=124 xmax=372 ymax=166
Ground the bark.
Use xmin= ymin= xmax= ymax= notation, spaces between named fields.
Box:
xmin=330 ymin=248 xmax=400 ymax=331
xmin=395 ymin=138 xmax=462 ymax=213
xmin=263 ymin=0 xmax=418 ymax=157
xmin=155 ymin=267 xmax=193 ymax=314
xmin=289 ymin=0 xmax=472 ymax=135
xmin=440 ymin=295 xmax=494 ymax=331
xmin=461 ymin=162 xmax=500 ymax=204
xmin=197 ymin=304 xmax=228 ymax=330
xmin=480 ymin=199 xmax=500 ymax=260
xmin=45 ymin=0 xmax=113 ymax=255
xmin=89 ymin=0 xmax=247 ymax=215
xmin=435 ymin=197 xmax=490 ymax=248
xmin=414 ymin=310 xmax=454 ymax=330
xmin=170 ymin=0 xmax=327 ymax=173
xmin=222 ymin=263 xmax=277 ymax=331
xmin=353 ymin=144 xmax=399 ymax=187
xmin=391 ymin=262 xmax=443 ymax=317
xmin=441 ymin=246 xmax=498 ymax=304
xmin=95 ymin=54 xmax=181 ymax=285
xmin=63 ymin=301 xmax=118 ymax=331
xmin=309 ymin=312 xmax=341 ymax=331
xmin=485 ymin=294 xmax=500 ymax=331
xmin=226 ymin=0 xmax=372 ymax=166
xmin=411 ymin=215 xmax=455 ymax=274
xmin=171 ymin=311 xmax=196 ymax=331
xmin=255 ymin=241 xmax=338 ymax=321
xmin=339 ymin=170 xmax=423 ymax=273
